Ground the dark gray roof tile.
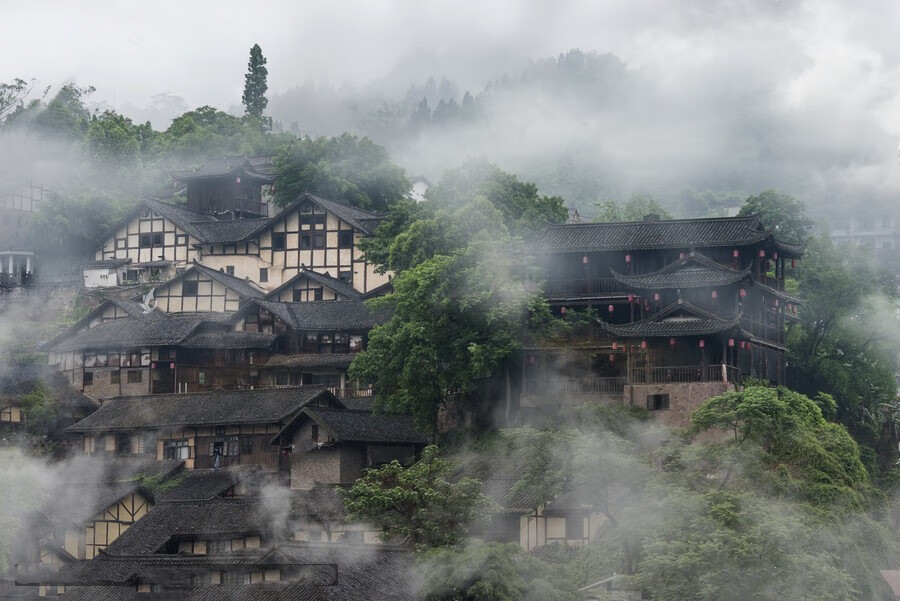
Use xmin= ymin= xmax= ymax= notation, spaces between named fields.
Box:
xmin=303 ymin=408 xmax=427 ymax=445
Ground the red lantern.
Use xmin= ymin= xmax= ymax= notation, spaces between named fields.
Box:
xmin=582 ymin=255 xmax=589 ymax=264
xmin=236 ymin=177 xmax=241 ymax=184
xmin=641 ymin=340 xmax=647 ymax=350
xmin=739 ymin=288 xmax=747 ymax=298
xmin=150 ymin=362 xmax=156 ymax=369
xmin=670 ymin=337 xmax=676 ymax=346
xmin=746 ymin=341 xmax=752 ymax=349
xmin=759 ymin=249 xmax=766 ymax=258
xmin=679 ymin=252 xmax=685 ymax=259
xmin=711 ymin=290 xmax=718 ymax=299
xmin=644 ymin=302 xmax=650 ymax=310
xmin=699 ymin=339 xmax=705 ymax=348
xmin=628 ymin=294 xmax=635 ymax=302
xmin=612 ymin=342 xmax=618 ymax=350
xmin=774 ymin=299 xmax=779 ymax=307
xmin=793 ymin=305 xmax=798 ymax=315
xmin=609 ymin=354 xmax=615 ymax=363
xmin=733 ymin=249 xmax=739 ymax=258
xmin=739 ymin=341 xmax=745 ymax=350
xmin=791 ymin=259 xmax=797 ymax=268
xmin=773 ymin=252 xmax=778 ymax=260
xmin=169 ymin=362 xmax=175 ymax=369
xmin=561 ymin=306 xmax=566 ymax=315
xmin=654 ymin=293 xmax=661 ymax=301
xmin=728 ymin=338 xmax=734 ymax=347
xmin=625 ymin=254 xmax=632 ymax=263
xmin=608 ymin=304 xmax=614 ymax=313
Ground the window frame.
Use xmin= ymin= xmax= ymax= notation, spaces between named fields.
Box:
xmin=182 ymin=280 xmax=199 ymax=297
xmin=271 ymin=232 xmax=286 ymax=251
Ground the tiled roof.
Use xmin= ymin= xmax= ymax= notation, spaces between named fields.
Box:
xmin=264 ymin=354 xmax=355 ymax=369
xmin=303 ymin=408 xmax=427 ymax=445
xmin=142 ymin=198 xmax=217 ymax=240
xmin=249 ymin=299 xmax=393 ymax=330
xmin=188 ymin=263 xmax=267 ymax=300
xmin=611 ymin=252 xmax=751 ymax=289
xmin=190 ymin=218 xmax=272 ymax=244
xmin=599 ymin=300 xmax=744 ymax=338
xmin=359 ymin=281 xmax=393 ymax=299
xmin=339 ymin=396 xmax=376 ymax=412
xmin=103 ymin=498 xmax=276 ymax=555
xmin=38 ymin=481 xmax=149 ymax=526
xmin=66 ymin=385 xmax=335 ymax=432
xmin=256 ymin=194 xmax=384 ymax=238
xmin=264 ymin=269 xmax=362 ymax=301
xmin=156 ymin=466 xmax=262 ymax=502
xmin=0 ymin=364 xmax=97 ymax=413
xmin=171 ymin=156 xmax=275 ymax=183
xmin=46 ymin=315 xmax=206 ymax=352
xmin=453 ymin=455 xmax=541 ymax=512
xmin=527 ymin=215 xmax=770 ymax=253
xmin=81 ymin=258 xmax=132 ymax=269
xmin=180 ymin=330 xmax=277 ymax=349
xmin=186 ymin=583 xmax=325 ymax=601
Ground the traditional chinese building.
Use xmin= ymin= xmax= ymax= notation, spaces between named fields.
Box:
xmin=522 ymin=214 xmax=804 ymax=422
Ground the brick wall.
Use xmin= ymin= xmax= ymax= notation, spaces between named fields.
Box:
xmin=624 ymin=382 xmax=732 ymax=429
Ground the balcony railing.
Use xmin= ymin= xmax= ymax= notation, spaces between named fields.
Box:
xmin=523 ymin=326 xmax=614 ymax=348
xmin=628 ymin=364 xmax=737 ymax=384
xmin=524 ymin=377 xmax=625 ymax=397
xmin=740 ymin=318 xmax=784 ymax=345
xmin=545 ymin=278 xmax=625 ymax=298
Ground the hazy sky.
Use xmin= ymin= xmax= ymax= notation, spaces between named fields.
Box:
xmin=5 ymin=0 xmax=900 ymax=212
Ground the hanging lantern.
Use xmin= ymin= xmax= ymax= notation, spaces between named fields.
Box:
xmin=774 ymin=299 xmax=779 ymax=307
xmin=699 ymin=339 xmax=705 ymax=348
xmin=679 ymin=252 xmax=686 ymax=259
xmin=612 ymin=342 xmax=618 ymax=350
xmin=759 ymin=249 xmax=766 ymax=258
xmin=791 ymin=259 xmax=797 ymax=268
xmin=608 ymin=304 xmax=614 ymax=313
xmin=561 ymin=306 xmax=566 ymax=315
xmin=609 ymin=354 xmax=615 ymax=363
xmin=628 ymin=294 xmax=635 ymax=303
xmin=669 ymin=337 xmax=676 ymax=346
xmin=654 ymin=292 xmax=661 ymax=302
xmin=644 ymin=302 xmax=650 ymax=310
xmin=733 ymin=249 xmax=739 ymax=258
xmin=235 ymin=177 xmax=241 ymax=184
xmin=529 ymin=356 xmax=536 ymax=364
xmin=773 ymin=252 xmax=778 ymax=260
xmin=739 ymin=341 xmax=745 ymax=350
xmin=728 ymin=338 xmax=735 ymax=347
xmin=641 ymin=340 xmax=647 ymax=350
xmin=746 ymin=341 xmax=752 ymax=349
xmin=169 ymin=362 xmax=175 ymax=369
xmin=711 ymin=290 xmax=718 ymax=299
xmin=582 ymin=255 xmax=589 ymax=264
xmin=739 ymin=288 xmax=747 ymax=298
xmin=793 ymin=305 xmax=798 ymax=315
xmin=786 ymin=303 xmax=792 ymax=312
xmin=625 ymin=254 xmax=632 ymax=264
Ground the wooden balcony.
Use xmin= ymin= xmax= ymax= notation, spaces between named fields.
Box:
xmin=524 ymin=377 xmax=626 ymax=397
xmin=739 ymin=318 xmax=784 ymax=345
xmin=628 ymin=364 xmax=738 ymax=384
xmin=544 ymin=278 xmax=626 ymax=299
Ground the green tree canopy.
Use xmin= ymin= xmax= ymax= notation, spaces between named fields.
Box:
xmin=593 ymin=192 xmax=673 ymax=222
xmin=738 ymin=189 xmax=814 ymax=244
xmin=272 ymin=134 xmax=409 ymax=211
xmin=342 ymin=445 xmax=491 ymax=549
xmin=242 ymin=43 xmax=270 ymax=129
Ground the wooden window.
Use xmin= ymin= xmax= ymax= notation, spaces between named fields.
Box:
xmin=224 ymin=244 xmax=236 ymax=254
xmin=314 ymin=214 xmax=325 ymax=228
xmin=292 ymin=289 xmax=302 ymax=302
xmin=300 ymin=215 xmax=313 ymax=227
xmin=183 ymin=280 xmax=199 ymax=297
xmin=272 ymin=233 xmax=286 ymax=250
xmin=163 ymin=439 xmax=190 ymax=460
xmin=338 ymin=270 xmax=352 ymax=284
xmin=647 ymin=394 xmax=669 ymax=411
xmin=300 ymin=234 xmax=311 ymax=249
xmin=314 ymin=288 xmax=323 ymax=301
xmin=275 ymin=372 xmax=289 ymax=386
xmin=198 ymin=372 xmax=206 ymax=385
xmin=259 ymin=268 xmax=268 ymax=283
xmin=209 ymin=436 xmax=239 ymax=457
xmin=241 ymin=437 xmax=253 ymax=455
xmin=110 ymin=370 xmax=120 ymax=384
xmin=313 ymin=233 xmax=325 ymax=248
xmin=127 ymin=370 xmax=142 ymax=384
xmin=311 ymin=424 xmax=319 ymax=443
xmin=225 ymin=266 xmax=235 ymax=276
xmin=139 ymin=233 xmax=162 ymax=248
xmin=83 ymin=371 xmax=93 ymax=386
xmin=338 ymin=230 xmax=353 ymax=248
xmin=116 ymin=433 xmax=132 ymax=454
xmin=566 ymin=515 xmax=584 ymax=540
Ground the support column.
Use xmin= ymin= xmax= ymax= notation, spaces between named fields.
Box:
xmin=7 ymin=255 xmax=12 ymax=275
xmin=25 ymin=256 xmax=31 ymax=274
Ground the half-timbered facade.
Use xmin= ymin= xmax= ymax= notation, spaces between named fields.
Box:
xmin=149 ymin=262 xmax=266 ymax=314
xmin=522 ymin=214 xmax=804 ymax=422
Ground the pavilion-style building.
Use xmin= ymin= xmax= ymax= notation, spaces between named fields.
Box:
xmin=522 ymin=214 xmax=804 ymax=423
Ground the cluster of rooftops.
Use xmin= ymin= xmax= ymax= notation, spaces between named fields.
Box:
xmin=0 ymin=156 xmax=807 ymax=598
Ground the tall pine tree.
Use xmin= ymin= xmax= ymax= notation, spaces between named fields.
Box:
xmin=242 ymin=44 xmax=269 ymax=128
